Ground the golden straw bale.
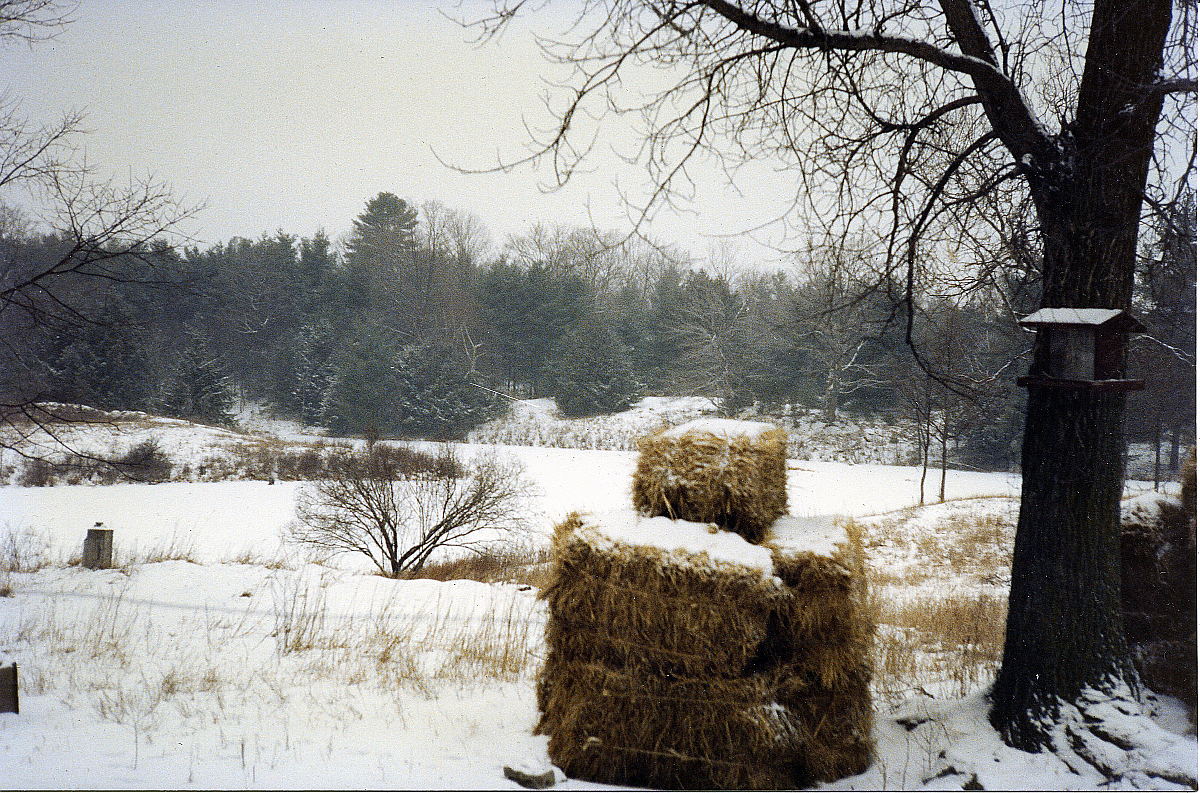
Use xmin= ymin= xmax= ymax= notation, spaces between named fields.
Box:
xmin=765 ymin=516 xmax=873 ymax=656
xmin=536 ymin=510 xmax=875 ymax=788
xmin=633 ymin=419 xmax=788 ymax=543
xmin=538 ymin=660 xmax=799 ymax=790
xmin=778 ymin=668 xmax=875 ymax=782
xmin=764 ymin=514 xmax=875 ymax=780
xmin=540 ymin=511 xmax=786 ymax=677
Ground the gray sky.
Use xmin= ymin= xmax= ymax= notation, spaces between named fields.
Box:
xmin=3 ymin=0 xmax=794 ymax=267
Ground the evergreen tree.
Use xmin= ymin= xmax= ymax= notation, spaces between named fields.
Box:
xmin=320 ymin=325 xmax=402 ymax=436
xmin=546 ymin=311 xmax=641 ymax=417
xmin=345 ymin=192 xmax=418 ymax=267
xmin=476 ymin=262 xmax=591 ymax=394
xmin=391 ymin=343 xmax=503 ymax=439
xmin=344 ymin=192 xmax=422 ymax=330
xmin=638 ymin=266 xmax=690 ymax=391
xmin=159 ymin=329 xmax=234 ymax=423
xmin=46 ymin=315 xmax=156 ymax=411
xmin=289 ymin=320 xmax=339 ymax=425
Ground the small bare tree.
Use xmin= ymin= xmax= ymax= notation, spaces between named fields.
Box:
xmin=290 ymin=445 xmax=533 ymax=577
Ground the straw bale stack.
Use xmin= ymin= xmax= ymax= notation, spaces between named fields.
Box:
xmin=536 ymin=510 xmax=874 ymax=788
xmin=537 ymin=511 xmax=796 ymax=788
xmin=632 ymin=418 xmax=788 ymax=543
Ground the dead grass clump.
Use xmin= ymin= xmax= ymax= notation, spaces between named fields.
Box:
xmin=871 ymin=592 xmax=1007 ymax=701
xmin=861 ymin=504 xmax=1016 ymax=589
xmin=225 ymin=549 xmax=289 ymax=570
xmin=133 ymin=535 xmax=200 ymax=566
xmin=407 ymin=545 xmax=551 ymax=588
xmin=633 ymin=420 xmax=788 ymax=543
xmin=871 ymin=626 xmax=921 ymax=702
xmin=434 ymin=599 xmax=541 ymax=682
xmin=0 ymin=528 xmax=54 ymax=573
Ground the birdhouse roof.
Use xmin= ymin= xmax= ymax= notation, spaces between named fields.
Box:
xmin=1019 ymin=308 xmax=1145 ymax=332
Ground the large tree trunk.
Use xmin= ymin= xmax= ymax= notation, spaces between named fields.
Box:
xmin=992 ymin=389 xmax=1136 ymax=747
xmin=990 ymin=0 xmax=1174 ymax=750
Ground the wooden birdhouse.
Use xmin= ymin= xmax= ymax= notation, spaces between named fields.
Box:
xmin=1016 ymin=308 xmax=1145 ymax=391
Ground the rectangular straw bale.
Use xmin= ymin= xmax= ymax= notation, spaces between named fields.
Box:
xmin=537 ymin=659 xmax=799 ymax=790
xmin=762 ymin=514 xmax=875 ymax=781
xmin=540 ymin=512 xmax=786 ymax=678
xmin=765 ymin=516 xmax=873 ymax=657
xmin=633 ymin=420 xmax=788 ymax=543
xmin=777 ymin=668 xmax=874 ymax=782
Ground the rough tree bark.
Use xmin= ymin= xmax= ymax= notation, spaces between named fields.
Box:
xmin=991 ymin=0 xmax=1177 ymax=747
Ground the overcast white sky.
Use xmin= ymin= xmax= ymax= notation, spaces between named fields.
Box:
xmin=2 ymin=0 xmax=797 ymax=268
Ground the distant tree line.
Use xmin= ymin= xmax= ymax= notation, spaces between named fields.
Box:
xmin=7 ymin=190 xmax=1193 ymax=471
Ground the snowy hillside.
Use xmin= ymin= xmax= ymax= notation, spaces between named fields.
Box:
xmin=468 ymin=396 xmax=921 ymax=465
xmin=4 ymin=400 xmax=1179 ymax=488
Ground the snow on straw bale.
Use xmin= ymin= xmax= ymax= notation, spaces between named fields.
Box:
xmin=580 ymin=510 xmax=778 ymax=577
xmin=633 ymin=419 xmax=788 ymax=543
xmin=661 ymin=417 xmax=777 ymax=439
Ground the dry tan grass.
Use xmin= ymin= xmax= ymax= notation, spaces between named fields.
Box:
xmin=407 ymin=545 xmax=552 ymax=589
xmin=855 ymin=503 xmax=1013 ymax=703
xmin=225 ymin=549 xmax=290 ymax=569
xmin=868 ymin=591 xmax=1007 ymax=703
xmin=0 ymin=527 xmax=55 ymax=573
xmin=863 ymin=505 xmax=1015 ymax=588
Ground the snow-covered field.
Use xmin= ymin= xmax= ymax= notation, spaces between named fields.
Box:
xmin=0 ymin=406 xmax=1193 ymax=790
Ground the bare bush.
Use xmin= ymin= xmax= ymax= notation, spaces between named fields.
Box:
xmin=115 ymin=438 xmax=172 ymax=483
xmin=289 ymin=445 xmax=532 ymax=577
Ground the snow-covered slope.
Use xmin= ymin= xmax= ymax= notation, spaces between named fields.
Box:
xmin=468 ymin=396 xmax=921 ymax=465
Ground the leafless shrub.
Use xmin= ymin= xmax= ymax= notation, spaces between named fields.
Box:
xmin=289 ymin=444 xmax=532 ymax=577
xmin=275 ymin=447 xmax=327 ymax=480
xmin=16 ymin=457 xmax=53 ymax=487
xmin=114 ymin=438 xmax=172 ymax=483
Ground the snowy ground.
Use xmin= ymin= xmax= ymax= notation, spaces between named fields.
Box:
xmin=0 ymin=407 xmax=1193 ymax=790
